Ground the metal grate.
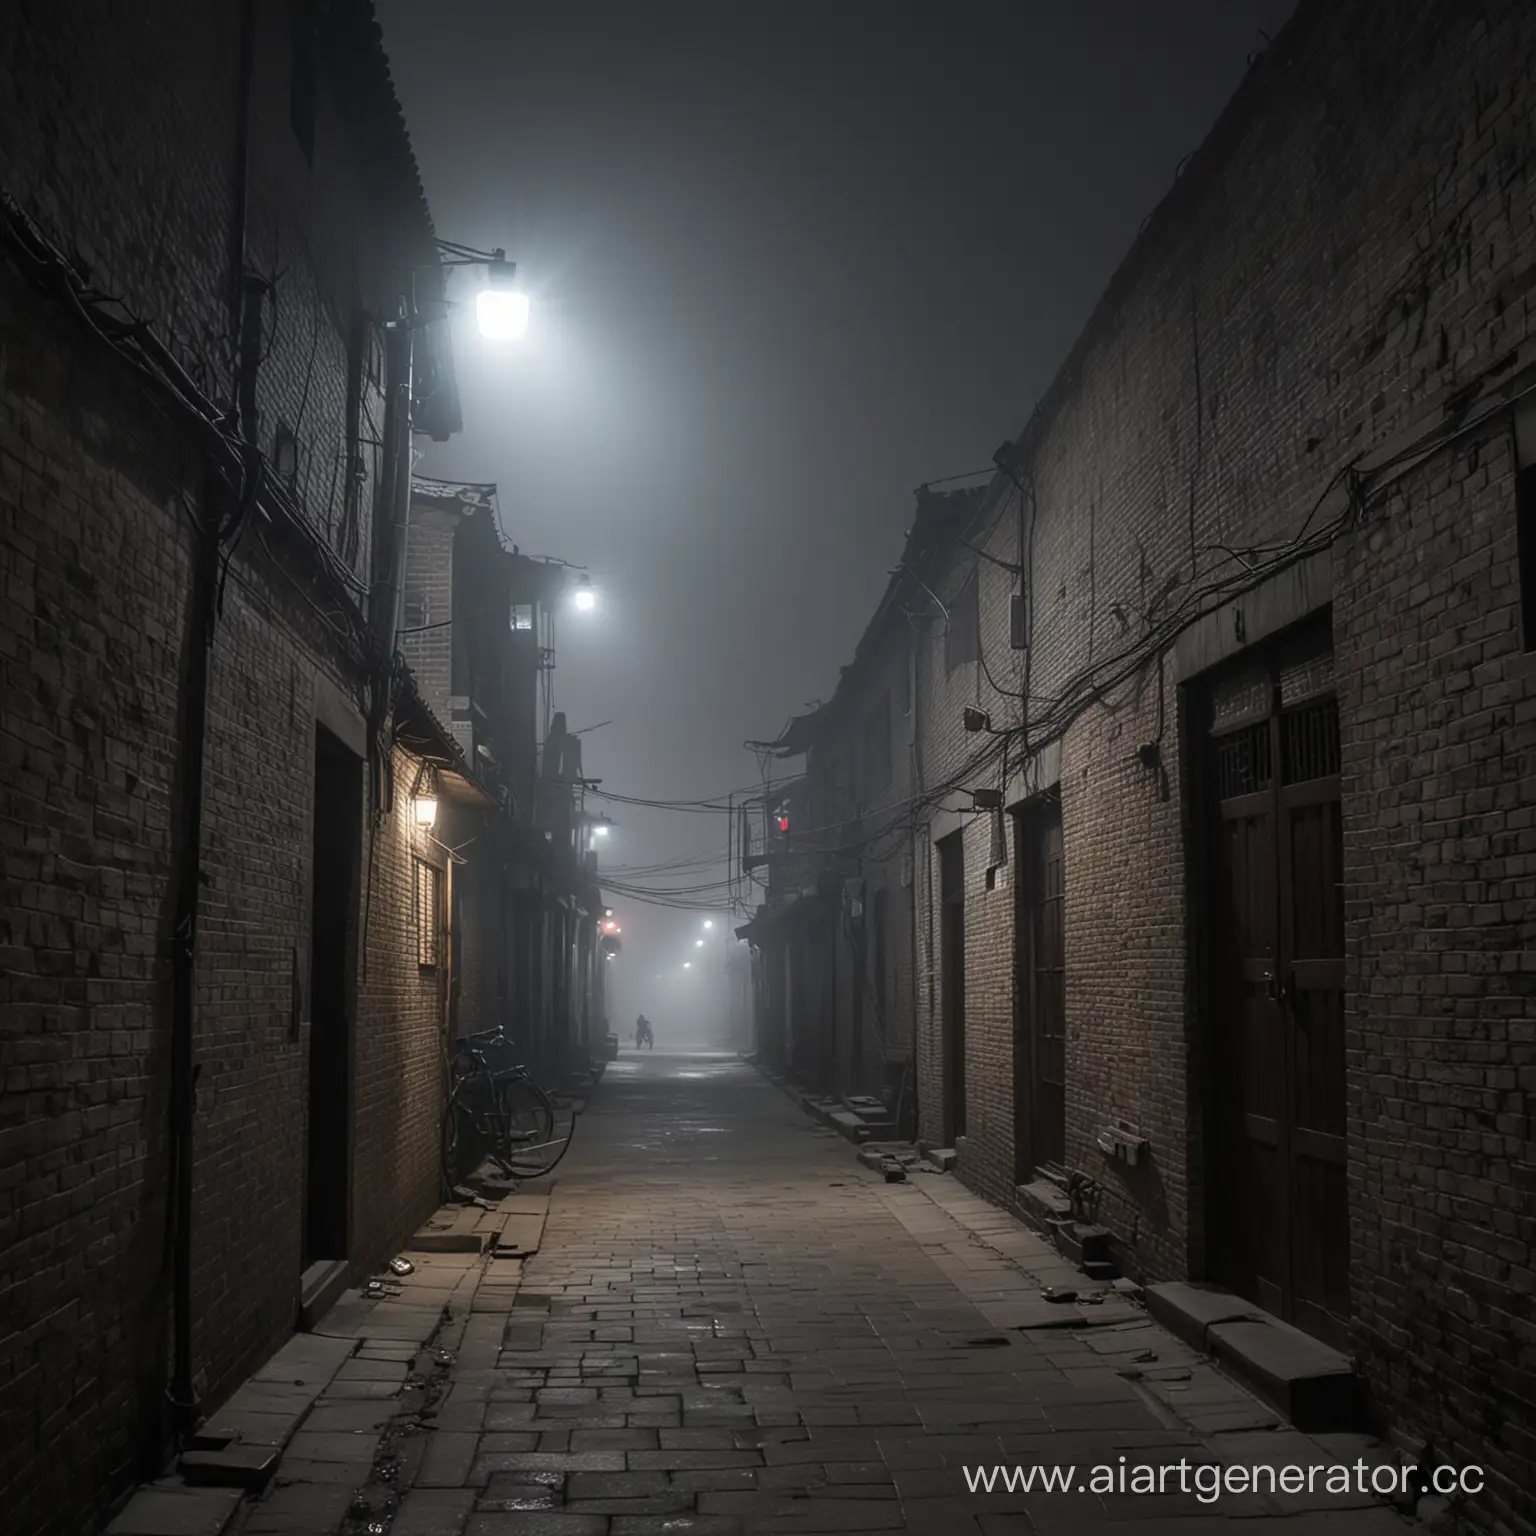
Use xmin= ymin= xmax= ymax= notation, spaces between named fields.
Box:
xmin=1215 ymin=721 xmax=1272 ymax=799
xmin=1280 ymin=651 xmax=1334 ymax=706
xmin=1282 ymin=701 xmax=1340 ymax=784
xmin=1210 ymin=670 xmax=1271 ymax=729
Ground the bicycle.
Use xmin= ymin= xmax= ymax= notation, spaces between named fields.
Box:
xmin=441 ymin=1026 xmax=577 ymax=1191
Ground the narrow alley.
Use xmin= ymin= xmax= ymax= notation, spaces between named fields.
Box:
xmin=233 ymin=1052 xmax=1421 ymax=1536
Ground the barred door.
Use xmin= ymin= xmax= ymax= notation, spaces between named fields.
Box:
xmin=1206 ymin=622 xmax=1348 ymax=1348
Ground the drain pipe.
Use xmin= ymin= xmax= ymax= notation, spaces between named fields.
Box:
xmin=366 ymin=311 xmax=415 ymax=813
xmin=168 ymin=0 xmax=259 ymax=1437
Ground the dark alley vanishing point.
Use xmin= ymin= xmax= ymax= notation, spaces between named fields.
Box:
xmin=225 ymin=1050 xmax=1423 ymax=1536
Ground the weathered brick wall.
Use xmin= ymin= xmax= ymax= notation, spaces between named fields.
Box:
xmin=400 ymin=506 xmax=458 ymax=717
xmin=0 ymin=270 xmax=193 ymax=1536
xmin=0 ymin=4 xmax=456 ymax=1532
xmin=1334 ymin=425 xmax=1535 ymax=1534
xmin=821 ymin=0 xmax=1536 ymax=1524
xmin=0 ymin=1 xmax=239 ymax=405
xmin=353 ymin=746 xmax=447 ymax=1272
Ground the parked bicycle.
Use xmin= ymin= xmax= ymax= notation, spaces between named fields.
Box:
xmin=441 ymin=1027 xmax=577 ymax=1192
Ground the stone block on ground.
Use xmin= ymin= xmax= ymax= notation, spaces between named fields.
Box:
xmin=1143 ymin=1280 xmax=1265 ymax=1351
xmin=104 ymin=1483 xmax=243 ymax=1536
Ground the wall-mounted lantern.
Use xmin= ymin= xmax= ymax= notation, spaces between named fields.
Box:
xmin=412 ymin=764 xmax=439 ymax=830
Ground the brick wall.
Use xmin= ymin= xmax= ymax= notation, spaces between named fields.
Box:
xmin=0 ymin=3 xmax=459 ymax=1532
xmin=1334 ymin=424 xmax=1535 ymax=1531
xmin=353 ymin=744 xmax=447 ymax=1274
xmin=401 ymin=506 xmax=459 ymax=719
xmin=0 ymin=269 xmax=193 ymax=1536
xmin=789 ymin=0 xmax=1536 ymax=1526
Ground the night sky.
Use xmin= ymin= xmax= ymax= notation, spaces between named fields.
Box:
xmin=380 ymin=0 xmax=1297 ymax=1029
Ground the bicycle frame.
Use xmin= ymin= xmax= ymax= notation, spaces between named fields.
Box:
xmin=442 ymin=1027 xmax=577 ymax=1188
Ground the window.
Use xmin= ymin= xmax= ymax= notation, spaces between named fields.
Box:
xmin=510 ymin=603 xmax=534 ymax=632
xmin=945 ymin=572 xmax=980 ymax=672
xmin=863 ymin=694 xmax=892 ymax=795
xmin=414 ymin=858 xmax=442 ymax=968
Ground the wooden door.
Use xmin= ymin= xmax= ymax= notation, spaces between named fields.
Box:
xmin=938 ymin=832 xmax=966 ymax=1142
xmin=1014 ymin=798 xmax=1066 ymax=1179
xmin=1205 ymin=629 xmax=1347 ymax=1347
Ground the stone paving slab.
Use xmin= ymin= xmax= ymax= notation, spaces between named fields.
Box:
xmin=214 ymin=1053 xmax=1424 ymax=1534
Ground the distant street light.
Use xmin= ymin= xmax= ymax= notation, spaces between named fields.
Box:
xmin=683 ymin=961 xmax=692 ymax=970
xmin=694 ymin=939 xmax=704 ymax=948
xmin=702 ymin=919 xmax=714 ymax=930
xmin=572 ymin=574 xmax=596 ymax=612
xmin=593 ymin=824 xmax=609 ymax=838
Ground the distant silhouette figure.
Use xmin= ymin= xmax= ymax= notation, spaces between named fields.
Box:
xmin=635 ymin=1014 xmax=653 ymax=1049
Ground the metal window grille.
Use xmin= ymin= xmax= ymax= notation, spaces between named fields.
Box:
xmin=1281 ymin=700 xmax=1340 ymax=784
xmin=1215 ymin=721 xmax=1272 ymax=799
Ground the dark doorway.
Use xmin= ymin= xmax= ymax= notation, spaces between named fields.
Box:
xmin=1202 ymin=619 xmax=1348 ymax=1348
xmin=1014 ymin=796 xmax=1066 ymax=1181
xmin=847 ymin=921 xmax=864 ymax=1094
xmin=938 ymin=832 xmax=966 ymax=1143
xmin=305 ymin=728 xmax=362 ymax=1269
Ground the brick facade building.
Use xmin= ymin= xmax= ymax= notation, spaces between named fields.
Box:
xmin=0 ymin=4 xmax=544 ymax=1533
xmin=744 ymin=2 xmax=1536 ymax=1529
xmin=401 ymin=477 xmax=606 ymax=1097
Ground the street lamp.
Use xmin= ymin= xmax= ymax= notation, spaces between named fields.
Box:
xmin=412 ymin=765 xmax=438 ymax=830
xmin=476 ymin=256 xmax=530 ymax=339
xmin=702 ymin=919 xmax=714 ymax=930
xmin=694 ymin=939 xmax=704 ymax=948
xmin=572 ymin=574 xmax=596 ymax=613
xmin=683 ymin=961 xmax=692 ymax=970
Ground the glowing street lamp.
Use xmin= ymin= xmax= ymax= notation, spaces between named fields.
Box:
xmin=475 ymin=254 xmax=530 ymax=340
xmin=702 ymin=919 xmax=714 ymax=930
xmin=694 ymin=939 xmax=704 ymax=948
xmin=683 ymin=961 xmax=692 ymax=970
xmin=412 ymin=765 xmax=438 ymax=830
xmin=572 ymin=574 xmax=596 ymax=613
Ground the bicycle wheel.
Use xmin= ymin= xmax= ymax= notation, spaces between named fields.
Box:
xmin=497 ymin=1074 xmax=555 ymax=1148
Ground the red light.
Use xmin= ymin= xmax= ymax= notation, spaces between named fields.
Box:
xmin=777 ymin=815 xmax=789 ymax=833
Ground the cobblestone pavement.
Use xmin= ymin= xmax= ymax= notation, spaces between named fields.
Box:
xmin=379 ymin=1050 xmax=1415 ymax=1536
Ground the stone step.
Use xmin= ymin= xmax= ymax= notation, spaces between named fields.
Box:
xmin=923 ymin=1146 xmax=956 ymax=1173
xmin=105 ymin=1482 xmax=243 ymax=1536
xmin=1056 ymin=1221 xmax=1116 ymax=1266
xmin=1014 ymin=1177 xmax=1070 ymax=1227
xmin=407 ymin=1229 xmax=489 ymax=1253
xmin=1145 ymin=1281 xmax=1359 ymax=1432
xmin=298 ymin=1258 xmax=350 ymax=1332
xmin=179 ymin=1444 xmax=279 ymax=1492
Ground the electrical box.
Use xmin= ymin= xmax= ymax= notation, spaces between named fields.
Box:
xmin=1010 ymin=589 xmax=1028 ymax=650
